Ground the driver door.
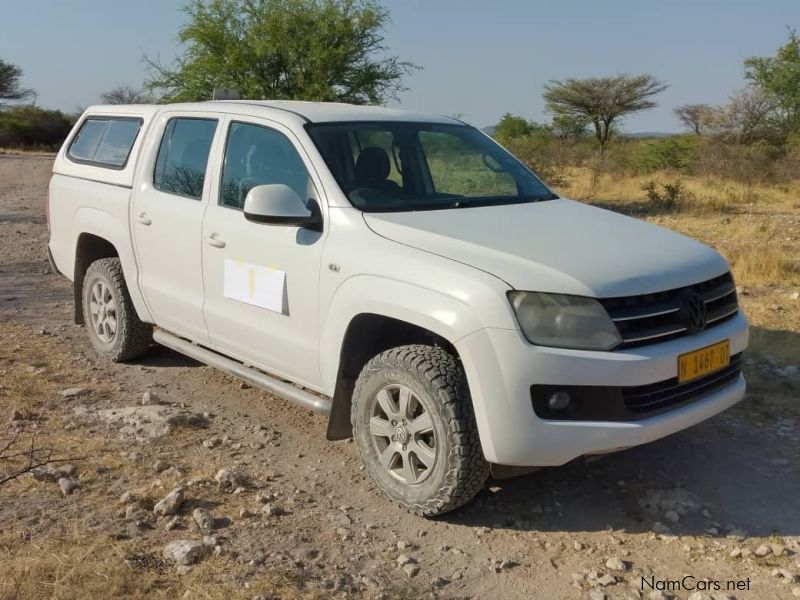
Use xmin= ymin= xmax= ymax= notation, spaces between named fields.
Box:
xmin=201 ymin=116 xmax=327 ymax=390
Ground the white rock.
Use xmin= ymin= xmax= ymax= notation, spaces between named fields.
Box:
xmin=163 ymin=540 xmax=210 ymax=565
xmin=605 ymin=556 xmax=628 ymax=572
xmin=203 ymin=437 xmax=221 ymax=449
xmin=214 ymin=468 xmax=248 ymax=490
xmin=32 ymin=465 xmax=61 ymax=482
xmin=589 ymin=591 xmax=607 ymax=600
xmin=60 ymin=387 xmax=89 ymax=399
xmin=141 ymin=391 xmax=162 ymax=405
xmin=596 ymin=573 xmax=616 ymax=586
xmin=58 ymin=477 xmax=78 ymax=496
xmin=396 ymin=554 xmax=416 ymax=567
xmin=193 ymin=507 xmax=214 ymax=531
xmin=91 ymin=405 xmax=207 ymax=439
xmin=754 ymin=544 xmax=772 ymax=557
xmin=153 ymin=487 xmax=184 ymax=517
xmin=261 ymin=503 xmax=283 ymax=517
xmin=402 ymin=563 xmax=419 ymax=577
xmin=791 ymin=586 xmax=800 ymax=597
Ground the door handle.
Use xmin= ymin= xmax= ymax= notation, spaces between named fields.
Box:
xmin=207 ymin=234 xmax=226 ymax=248
xmin=137 ymin=212 xmax=152 ymax=226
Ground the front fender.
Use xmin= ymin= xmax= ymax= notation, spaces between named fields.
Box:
xmin=319 ymin=274 xmax=489 ymax=396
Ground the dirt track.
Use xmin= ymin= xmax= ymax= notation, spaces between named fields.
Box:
xmin=1 ymin=154 xmax=799 ymax=600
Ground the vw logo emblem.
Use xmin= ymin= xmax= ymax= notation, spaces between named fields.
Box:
xmin=680 ymin=292 xmax=707 ymax=333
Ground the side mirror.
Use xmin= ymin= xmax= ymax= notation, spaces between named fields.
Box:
xmin=243 ymin=184 xmax=315 ymax=227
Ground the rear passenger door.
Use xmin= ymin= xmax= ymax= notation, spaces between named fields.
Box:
xmin=131 ymin=112 xmax=222 ymax=343
xmin=200 ymin=117 xmax=326 ymax=389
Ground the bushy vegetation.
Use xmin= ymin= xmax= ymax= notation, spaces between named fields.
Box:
xmin=0 ymin=106 xmax=74 ymax=150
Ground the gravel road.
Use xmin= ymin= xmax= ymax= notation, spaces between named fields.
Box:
xmin=1 ymin=154 xmax=799 ymax=600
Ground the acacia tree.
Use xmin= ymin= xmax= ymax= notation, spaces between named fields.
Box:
xmin=101 ymin=84 xmax=152 ymax=104
xmin=0 ymin=58 xmax=34 ymax=106
xmin=744 ymin=29 xmax=800 ymax=134
xmin=551 ymin=114 xmax=587 ymax=142
xmin=543 ymin=74 xmax=667 ymax=157
xmin=673 ymin=103 xmax=713 ymax=135
xmin=146 ymin=0 xmax=416 ymax=104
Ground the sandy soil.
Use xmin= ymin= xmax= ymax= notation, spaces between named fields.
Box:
xmin=0 ymin=154 xmax=798 ymax=600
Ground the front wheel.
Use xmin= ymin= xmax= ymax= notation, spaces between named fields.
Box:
xmin=351 ymin=345 xmax=489 ymax=516
xmin=81 ymin=257 xmax=152 ymax=362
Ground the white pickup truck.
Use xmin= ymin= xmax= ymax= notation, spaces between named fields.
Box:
xmin=47 ymin=101 xmax=748 ymax=516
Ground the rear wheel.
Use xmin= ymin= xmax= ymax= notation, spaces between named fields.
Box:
xmin=82 ymin=258 xmax=152 ymax=362
xmin=351 ymin=345 xmax=489 ymax=516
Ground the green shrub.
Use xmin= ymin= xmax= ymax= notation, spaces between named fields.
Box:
xmin=629 ymin=135 xmax=699 ymax=174
xmin=643 ymin=180 xmax=691 ymax=211
xmin=0 ymin=106 xmax=74 ymax=150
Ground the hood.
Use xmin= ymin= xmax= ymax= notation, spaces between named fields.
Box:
xmin=363 ymin=199 xmax=729 ymax=298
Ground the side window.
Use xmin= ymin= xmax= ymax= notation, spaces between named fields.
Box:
xmin=68 ymin=117 xmax=141 ymax=168
xmin=153 ymin=118 xmax=217 ymax=199
xmin=220 ymin=122 xmax=310 ymax=209
xmin=418 ymin=130 xmax=517 ymax=197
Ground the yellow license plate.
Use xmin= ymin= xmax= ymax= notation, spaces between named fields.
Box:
xmin=678 ymin=340 xmax=731 ymax=383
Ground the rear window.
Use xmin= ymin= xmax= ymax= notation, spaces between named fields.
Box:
xmin=67 ymin=117 xmax=142 ymax=168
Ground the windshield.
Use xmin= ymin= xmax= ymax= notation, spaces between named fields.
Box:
xmin=306 ymin=121 xmax=557 ymax=212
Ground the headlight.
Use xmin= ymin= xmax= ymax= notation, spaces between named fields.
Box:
xmin=508 ymin=291 xmax=621 ymax=350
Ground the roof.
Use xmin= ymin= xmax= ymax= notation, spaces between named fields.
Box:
xmin=81 ymin=100 xmax=462 ymax=126
xmin=219 ymin=100 xmax=461 ymax=124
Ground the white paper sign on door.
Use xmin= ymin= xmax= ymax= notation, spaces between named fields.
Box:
xmin=223 ymin=258 xmax=286 ymax=313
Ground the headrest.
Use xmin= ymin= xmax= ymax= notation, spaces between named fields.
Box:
xmin=355 ymin=146 xmax=391 ymax=181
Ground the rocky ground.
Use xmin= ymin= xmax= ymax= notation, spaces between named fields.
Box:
xmin=1 ymin=154 xmax=799 ymax=600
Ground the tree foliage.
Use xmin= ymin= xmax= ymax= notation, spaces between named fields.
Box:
xmin=145 ymin=0 xmax=416 ymax=104
xmin=543 ymin=74 xmax=667 ymax=155
xmin=673 ymin=103 xmax=713 ymax=135
xmin=744 ymin=29 xmax=800 ymax=133
xmin=101 ymin=84 xmax=152 ymax=105
xmin=0 ymin=58 xmax=34 ymax=106
xmin=705 ymin=88 xmax=776 ymax=145
xmin=494 ymin=113 xmax=534 ymax=143
xmin=551 ymin=114 xmax=587 ymax=142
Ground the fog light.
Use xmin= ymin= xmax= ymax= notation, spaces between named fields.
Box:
xmin=547 ymin=391 xmax=572 ymax=411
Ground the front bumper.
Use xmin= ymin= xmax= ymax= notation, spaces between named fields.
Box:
xmin=456 ymin=311 xmax=749 ymax=466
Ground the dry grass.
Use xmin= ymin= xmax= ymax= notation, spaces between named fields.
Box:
xmin=553 ymin=167 xmax=800 ymax=288
xmin=0 ymin=527 xmax=319 ymax=600
xmin=556 ymin=166 xmax=800 ymax=213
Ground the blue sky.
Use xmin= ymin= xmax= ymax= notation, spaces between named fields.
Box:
xmin=3 ymin=0 xmax=799 ymax=131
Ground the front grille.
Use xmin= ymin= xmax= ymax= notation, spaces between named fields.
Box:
xmin=600 ymin=272 xmax=739 ymax=349
xmin=623 ymin=353 xmax=743 ymax=414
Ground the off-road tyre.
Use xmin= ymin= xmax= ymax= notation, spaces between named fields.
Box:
xmin=81 ymin=257 xmax=152 ymax=362
xmin=351 ymin=344 xmax=489 ymax=516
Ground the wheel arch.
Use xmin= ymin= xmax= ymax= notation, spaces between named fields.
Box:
xmin=71 ymin=206 xmax=151 ymax=325
xmin=326 ymin=312 xmax=462 ymax=440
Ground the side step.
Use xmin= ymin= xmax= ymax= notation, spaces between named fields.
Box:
xmin=153 ymin=329 xmax=332 ymax=415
